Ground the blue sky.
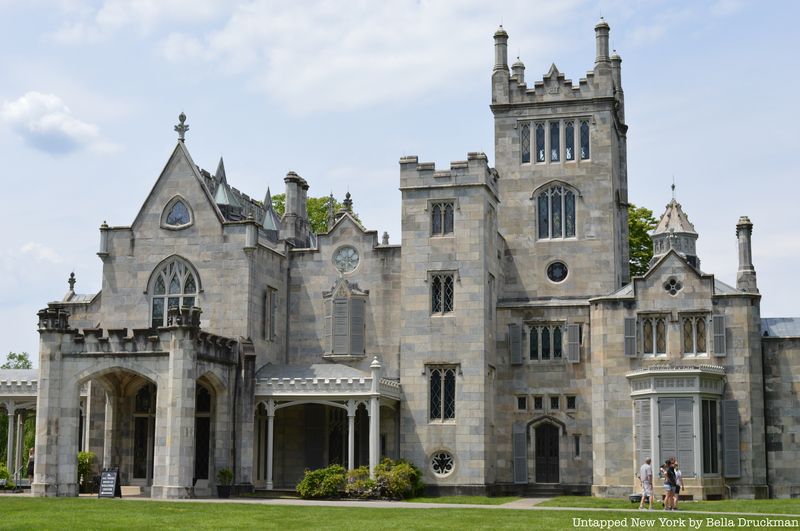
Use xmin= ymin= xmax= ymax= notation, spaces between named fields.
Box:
xmin=1 ymin=0 xmax=798 ymax=363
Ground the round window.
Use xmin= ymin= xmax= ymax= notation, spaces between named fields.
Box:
xmin=431 ymin=450 xmax=454 ymax=477
xmin=547 ymin=261 xmax=568 ymax=283
xmin=333 ymin=245 xmax=359 ymax=273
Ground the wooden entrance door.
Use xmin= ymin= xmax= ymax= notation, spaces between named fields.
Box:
xmin=535 ymin=423 xmax=559 ymax=483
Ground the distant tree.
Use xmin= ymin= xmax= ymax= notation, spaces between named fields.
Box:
xmin=628 ymin=204 xmax=658 ymax=278
xmin=271 ymin=193 xmax=357 ymax=234
xmin=1 ymin=352 xmax=32 ymax=369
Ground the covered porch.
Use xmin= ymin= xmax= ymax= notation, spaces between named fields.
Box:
xmin=254 ymin=357 xmax=401 ymax=489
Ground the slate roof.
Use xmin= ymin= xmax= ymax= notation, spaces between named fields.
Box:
xmin=761 ymin=318 xmax=800 ymax=338
xmin=256 ymin=363 xmax=369 ymax=380
xmin=653 ymin=198 xmax=697 ymax=235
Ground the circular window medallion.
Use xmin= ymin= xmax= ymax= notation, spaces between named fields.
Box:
xmin=431 ymin=450 xmax=454 ymax=477
xmin=546 ymin=261 xmax=568 ymax=283
xmin=663 ymin=277 xmax=683 ymax=295
xmin=333 ymin=246 xmax=359 ymax=273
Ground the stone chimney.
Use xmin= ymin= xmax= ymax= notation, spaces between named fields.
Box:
xmin=736 ymin=216 xmax=758 ymax=293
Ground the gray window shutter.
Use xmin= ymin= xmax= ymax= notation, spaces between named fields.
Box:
xmin=509 ymin=324 xmax=522 ymax=365
xmin=512 ymin=426 xmax=528 ymax=484
xmin=323 ymin=298 xmax=332 ymax=352
xmin=333 ymin=298 xmax=349 ymax=354
xmin=722 ymin=400 xmax=741 ymax=478
xmin=624 ymin=318 xmax=637 ymax=357
xmin=677 ymin=398 xmax=695 ymax=477
xmin=713 ymin=315 xmax=727 ymax=357
xmin=350 ymin=298 xmax=365 ymax=355
xmin=634 ymin=399 xmax=651 ymax=469
xmin=567 ymin=324 xmax=580 ymax=363
xmin=659 ymin=398 xmax=677 ymax=465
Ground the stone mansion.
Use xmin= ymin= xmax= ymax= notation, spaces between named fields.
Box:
xmin=2 ymin=20 xmax=798 ymax=499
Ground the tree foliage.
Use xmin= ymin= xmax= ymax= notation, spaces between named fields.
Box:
xmin=271 ymin=193 xmax=356 ymax=234
xmin=628 ymin=203 xmax=658 ymax=278
xmin=1 ymin=352 xmax=32 ymax=369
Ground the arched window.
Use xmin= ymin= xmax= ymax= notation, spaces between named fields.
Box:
xmin=565 ymin=121 xmax=575 ymax=161
xmin=150 ymin=259 xmax=198 ymax=328
xmin=536 ymin=185 xmax=576 ymax=239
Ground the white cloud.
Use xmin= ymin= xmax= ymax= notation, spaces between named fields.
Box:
xmin=20 ymin=242 xmax=64 ymax=264
xmin=157 ymin=0 xmax=583 ymax=113
xmin=52 ymin=0 xmax=228 ymax=43
xmin=1 ymin=91 xmax=117 ymax=155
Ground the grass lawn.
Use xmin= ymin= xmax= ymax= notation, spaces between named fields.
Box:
xmin=539 ymin=495 xmax=800 ymax=515
xmin=0 ymin=497 xmax=775 ymax=530
xmin=405 ymin=495 xmax=520 ymax=505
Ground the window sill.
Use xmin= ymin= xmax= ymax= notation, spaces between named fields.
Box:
xmin=428 ymin=420 xmax=456 ymax=425
xmin=323 ymin=353 xmax=365 ymax=361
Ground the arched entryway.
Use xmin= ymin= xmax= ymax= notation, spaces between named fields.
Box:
xmin=512 ymin=416 xmax=567 ymax=485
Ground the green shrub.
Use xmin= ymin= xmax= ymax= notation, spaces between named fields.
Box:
xmin=374 ymin=458 xmax=424 ymax=499
xmin=296 ymin=464 xmax=346 ymax=499
xmin=344 ymin=466 xmax=378 ymax=499
xmin=0 ymin=463 xmax=13 ymax=488
xmin=77 ymin=451 xmax=95 ymax=488
xmin=216 ymin=468 xmax=234 ymax=486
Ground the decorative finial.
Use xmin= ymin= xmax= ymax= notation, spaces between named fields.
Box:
xmin=671 ymin=176 xmax=676 ymax=200
xmin=382 ymin=232 xmax=389 ymax=245
xmin=343 ymin=191 xmax=352 ymax=212
xmin=174 ymin=112 xmax=189 ymax=142
xmin=68 ymin=272 xmax=76 ymax=291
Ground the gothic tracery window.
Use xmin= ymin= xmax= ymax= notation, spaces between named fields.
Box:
xmin=429 ymin=367 xmax=456 ymax=421
xmin=431 ymin=202 xmax=454 ymax=236
xmin=150 ymin=259 xmax=198 ymax=328
xmin=520 ymin=123 xmax=531 ymax=164
xmin=535 ymin=123 xmax=545 ymax=162
xmin=550 ymin=121 xmax=560 ymax=162
xmin=682 ymin=315 xmax=707 ymax=355
xmin=537 ymin=185 xmax=576 ymax=239
xmin=431 ymin=273 xmax=455 ymax=314
xmin=580 ymin=120 xmax=590 ymax=159
xmin=529 ymin=324 xmax=564 ymax=360
xmin=641 ymin=316 xmax=667 ymax=355
xmin=565 ymin=121 xmax=575 ymax=161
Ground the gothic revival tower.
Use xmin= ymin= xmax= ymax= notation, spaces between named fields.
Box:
xmin=492 ymin=19 xmax=630 ymax=300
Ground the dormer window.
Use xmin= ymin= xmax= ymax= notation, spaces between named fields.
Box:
xmin=161 ymin=196 xmax=193 ymax=229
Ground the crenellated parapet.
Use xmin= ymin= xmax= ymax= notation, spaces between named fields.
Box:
xmin=399 ymin=152 xmax=499 ymax=196
xmin=37 ymin=307 xmax=72 ymax=333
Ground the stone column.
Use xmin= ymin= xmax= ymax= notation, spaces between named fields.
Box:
xmin=5 ymin=401 xmax=14 ymax=472
xmin=15 ymin=411 xmax=25 ymax=479
xmin=151 ymin=308 xmax=199 ymax=499
xmin=234 ymin=341 xmax=256 ymax=490
xmin=102 ymin=393 xmax=117 ymax=469
xmin=266 ymin=400 xmax=275 ymax=490
xmin=33 ymin=308 xmax=70 ymax=497
xmin=368 ymin=357 xmax=381 ymax=478
xmin=347 ymin=400 xmax=356 ymax=471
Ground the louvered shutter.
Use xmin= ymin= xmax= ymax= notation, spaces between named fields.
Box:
xmin=512 ymin=426 xmax=528 ymax=484
xmin=634 ymin=399 xmax=652 ymax=468
xmin=509 ymin=324 xmax=522 ymax=365
xmin=713 ymin=315 xmax=727 ymax=357
xmin=659 ymin=398 xmax=677 ymax=465
xmin=624 ymin=318 xmax=637 ymax=357
xmin=722 ymin=400 xmax=741 ymax=478
xmin=350 ymin=298 xmax=365 ymax=355
xmin=567 ymin=324 xmax=580 ymax=363
xmin=323 ymin=298 xmax=332 ymax=353
xmin=676 ymin=398 xmax=695 ymax=477
xmin=333 ymin=298 xmax=349 ymax=354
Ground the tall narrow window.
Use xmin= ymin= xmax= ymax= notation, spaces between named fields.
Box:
xmin=550 ymin=121 xmax=560 ymax=161
xmin=535 ymin=123 xmax=545 ymax=162
xmin=529 ymin=324 xmax=566 ymax=361
xmin=150 ymin=259 xmax=198 ymax=328
xmin=553 ymin=326 xmax=563 ymax=359
xmin=431 ymin=201 xmax=454 ymax=236
xmin=537 ymin=185 xmax=576 ymax=239
xmin=431 ymin=273 xmax=455 ymax=315
xmin=641 ymin=316 xmax=667 ymax=355
xmin=565 ymin=121 xmax=575 ymax=161
xmin=264 ymin=287 xmax=278 ymax=340
xmin=541 ymin=327 xmax=551 ymax=360
xmin=520 ymin=123 xmax=531 ymax=164
xmin=580 ymin=120 xmax=590 ymax=159
xmin=429 ymin=366 xmax=456 ymax=421
xmin=683 ymin=316 xmax=708 ymax=355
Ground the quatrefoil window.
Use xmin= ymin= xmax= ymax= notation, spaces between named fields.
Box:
xmin=663 ymin=277 xmax=683 ymax=296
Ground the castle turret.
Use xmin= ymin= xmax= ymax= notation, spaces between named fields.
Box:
xmin=650 ymin=196 xmax=700 ymax=269
xmin=610 ymin=50 xmax=624 ymax=123
xmin=511 ymin=57 xmax=525 ymax=85
xmin=736 ymin=216 xmax=758 ymax=292
xmin=594 ymin=17 xmax=610 ymax=66
xmin=492 ymin=26 xmax=510 ymax=104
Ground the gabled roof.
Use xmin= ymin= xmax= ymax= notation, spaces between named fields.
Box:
xmin=131 ymin=142 xmax=225 ymax=229
xmin=761 ymin=317 xmax=800 ymax=338
xmin=654 ymin=198 xmax=697 ymax=235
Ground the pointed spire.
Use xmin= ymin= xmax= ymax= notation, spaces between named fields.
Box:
xmin=261 ymin=187 xmax=280 ymax=231
xmin=215 ymin=157 xmax=227 ymax=183
xmin=650 ymin=189 xmax=700 ymax=269
xmin=327 ymin=192 xmax=335 ymax=229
